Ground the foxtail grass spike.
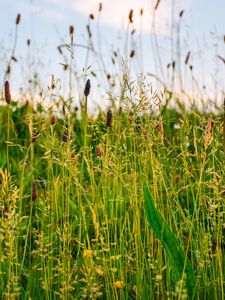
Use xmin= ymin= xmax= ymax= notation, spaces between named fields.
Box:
xmin=128 ymin=10 xmax=133 ymax=23
xmin=4 ymin=81 xmax=11 ymax=104
xmin=69 ymin=25 xmax=74 ymax=35
xmin=16 ymin=14 xmax=21 ymax=25
xmin=32 ymin=182 xmax=37 ymax=201
xmin=62 ymin=129 xmax=68 ymax=143
xmin=84 ymin=79 xmax=91 ymax=97
xmin=106 ymin=110 xmax=112 ymax=127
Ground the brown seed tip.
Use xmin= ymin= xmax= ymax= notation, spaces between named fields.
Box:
xmin=16 ymin=14 xmax=21 ymax=25
xmin=128 ymin=10 xmax=133 ymax=23
xmin=27 ymin=39 xmax=31 ymax=46
xmin=84 ymin=79 xmax=91 ymax=97
xmin=32 ymin=182 xmax=37 ymax=201
xmin=86 ymin=25 xmax=92 ymax=38
xmin=106 ymin=109 xmax=112 ymax=127
xmin=172 ymin=61 xmax=176 ymax=70
xmin=99 ymin=2 xmax=103 ymax=12
xmin=69 ymin=25 xmax=74 ymax=35
xmin=140 ymin=8 xmax=143 ymax=16
xmin=62 ymin=129 xmax=68 ymax=143
xmin=96 ymin=144 xmax=104 ymax=158
xmin=89 ymin=14 xmax=95 ymax=20
xmin=4 ymin=81 xmax=11 ymax=104
xmin=130 ymin=49 xmax=135 ymax=58
xmin=50 ymin=115 xmax=56 ymax=126
xmin=185 ymin=51 xmax=191 ymax=65
xmin=179 ymin=10 xmax=184 ymax=18
xmin=155 ymin=0 xmax=160 ymax=10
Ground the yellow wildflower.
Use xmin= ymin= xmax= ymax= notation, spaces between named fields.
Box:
xmin=114 ymin=281 xmax=125 ymax=289
xmin=83 ymin=249 xmax=94 ymax=259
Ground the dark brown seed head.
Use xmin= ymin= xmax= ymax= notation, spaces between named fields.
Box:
xmin=32 ymin=130 xmax=40 ymax=143
xmin=4 ymin=81 xmax=11 ymax=104
xmin=179 ymin=10 xmax=184 ymax=18
xmin=99 ymin=3 xmax=103 ymax=12
xmin=16 ymin=14 xmax=21 ymax=25
xmin=89 ymin=14 xmax=94 ymax=20
xmin=50 ymin=115 xmax=56 ymax=126
xmin=86 ymin=25 xmax=92 ymax=38
xmin=155 ymin=0 xmax=160 ymax=10
xmin=4 ymin=203 xmax=9 ymax=213
xmin=69 ymin=25 xmax=74 ymax=35
xmin=140 ymin=8 xmax=143 ymax=16
xmin=172 ymin=61 xmax=176 ymax=70
xmin=62 ymin=129 xmax=68 ymax=143
xmin=128 ymin=10 xmax=133 ymax=23
xmin=11 ymin=56 xmax=17 ymax=62
xmin=130 ymin=49 xmax=135 ymax=58
xmin=185 ymin=51 xmax=191 ymax=64
xmin=84 ymin=79 xmax=91 ymax=97
xmin=27 ymin=39 xmax=31 ymax=46
xmin=32 ymin=182 xmax=37 ymax=201
xmin=96 ymin=144 xmax=104 ymax=158
xmin=6 ymin=65 xmax=11 ymax=75
xmin=106 ymin=110 xmax=112 ymax=127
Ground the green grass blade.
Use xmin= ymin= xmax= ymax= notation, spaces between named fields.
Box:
xmin=144 ymin=185 xmax=196 ymax=298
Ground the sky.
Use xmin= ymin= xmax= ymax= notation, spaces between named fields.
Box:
xmin=0 ymin=0 xmax=224 ymax=109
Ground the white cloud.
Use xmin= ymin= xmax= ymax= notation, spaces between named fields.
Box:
xmin=77 ymin=0 xmax=170 ymax=33
xmin=51 ymin=0 xmax=181 ymax=35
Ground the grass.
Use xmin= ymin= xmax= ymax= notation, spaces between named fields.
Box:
xmin=0 ymin=5 xmax=224 ymax=300
xmin=0 ymin=88 xmax=224 ymax=299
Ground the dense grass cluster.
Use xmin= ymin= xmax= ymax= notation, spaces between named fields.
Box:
xmin=0 ymin=83 xmax=224 ymax=299
xmin=0 ymin=3 xmax=224 ymax=298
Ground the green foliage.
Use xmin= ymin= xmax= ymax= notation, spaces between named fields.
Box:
xmin=144 ymin=185 xmax=196 ymax=298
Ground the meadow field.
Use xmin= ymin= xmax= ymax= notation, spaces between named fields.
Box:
xmin=0 ymin=3 xmax=224 ymax=300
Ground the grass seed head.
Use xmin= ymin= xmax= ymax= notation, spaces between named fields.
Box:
xmin=128 ymin=10 xmax=133 ymax=23
xmin=185 ymin=51 xmax=191 ymax=64
xmin=62 ymin=129 xmax=68 ymax=143
xmin=89 ymin=14 xmax=95 ymax=20
xmin=69 ymin=25 xmax=74 ymax=35
xmin=179 ymin=10 xmax=184 ymax=18
xmin=84 ymin=79 xmax=91 ymax=97
xmin=16 ymin=14 xmax=21 ymax=25
xmin=130 ymin=49 xmax=135 ymax=58
xmin=4 ymin=81 xmax=11 ymax=104
xmin=99 ymin=3 xmax=102 ymax=12
xmin=96 ymin=144 xmax=104 ymax=158
xmin=50 ymin=115 xmax=56 ymax=126
xmin=86 ymin=25 xmax=92 ymax=38
xmin=32 ymin=182 xmax=37 ymax=201
xmin=155 ymin=0 xmax=160 ymax=10
xmin=106 ymin=110 xmax=112 ymax=127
